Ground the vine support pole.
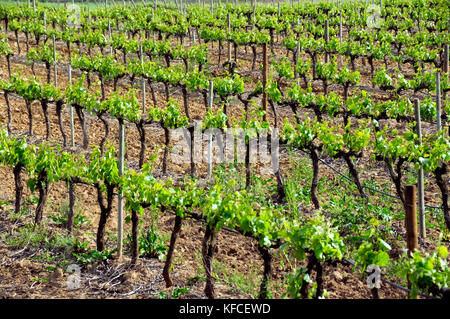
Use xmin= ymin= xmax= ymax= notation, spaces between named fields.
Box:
xmin=207 ymin=80 xmax=213 ymax=179
xmin=436 ymin=72 xmax=442 ymax=132
xmin=252 ymin=1 xmax=256 ymax=29
xmin=295 ymin=41 xmax=300 ymax=79
xmin=227 ymin=13 xmax=231 ymax=63
xmin=262 ymin=42 xmax=268 ymax=123
xmin=117 ymin=119 xmax=125 ymax=260
xmin=108 ymin=19 xmax=113 ymax=55
xmin=53 ymin=34 xmax=57 ymax=86
xmin=68 ymin=64 xmax=74 ymax=147
xmin=414 ymin=99 xmax=426 ymax=239
xmin=140 ymin=43 xmax=146 ymax=115
xmin=43 ymin=12 xmax=46 ymax=42
xmin=444 ymin=44 xmax=449 ymax=76
xmin=339 ymin=10 xmax=343 ymax=67
xmin=325 ymin=19 xmax=329 ymax=63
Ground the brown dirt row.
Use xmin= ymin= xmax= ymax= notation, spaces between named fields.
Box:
xmin=0 ymin=31 xmax=447 ymax=300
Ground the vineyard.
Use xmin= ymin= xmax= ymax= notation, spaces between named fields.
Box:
xmin=0 ymin=0 xmax=448 ymax=300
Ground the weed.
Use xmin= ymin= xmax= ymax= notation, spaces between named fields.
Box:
xmin=73 ymin=247 xmax=117 ymax=264
xmin=48 ymin=200 xmax=90 ymax=228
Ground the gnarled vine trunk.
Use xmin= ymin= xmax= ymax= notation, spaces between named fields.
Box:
xmin=202 ymin=223 xmax=217 ymax=299
xmin=74 ymin=105 xmax=89 ymax=149
xmin=55 ymin=101 xmax=67 ymax=146
xmin=95 ymin=183 xmax=115 ymax=252
xmin=257 ymin=245 xmax=272 ymax=299
xmin=34 ymin=173 xmax=49 ymax=226
xmin=13 ymin=163 xmax=24 ymax=216
xmin=163 ymin=214 xmax=183 ymax=287
xmin=309 ymin=148 xmax=320 ymax=209
xmin=131 ymin=209 xmax=139 ymax=265
xmin=67 ymin=181 xmax=75 ymax=233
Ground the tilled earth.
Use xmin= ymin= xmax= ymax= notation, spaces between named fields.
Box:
xmin=0 ymin=33 xmax=447 ymax=299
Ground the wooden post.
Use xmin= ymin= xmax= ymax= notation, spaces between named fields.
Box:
xmin=117 ymin=119 xmax=125 ymax=259
xmin=404 ymin=185 xmax=418 ymax=255
xmin=262 ymin=42 xmax=268 ymax=122
xmin=52 ymin=34 xmax=57 ymax=86
xmin=33 ymin=0 xmax=36 ymax=11
xmin=414 ymin=99 xmax=426 ymax=239
xmin=207 ymin=81 xmax=213 ymax=179
xmin=68 ymin=64 xmax=74 ymax=148
xmin=436 ymin=72 xmax=442 ymax=132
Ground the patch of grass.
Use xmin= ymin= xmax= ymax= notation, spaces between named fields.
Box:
xmin=213 ymin=258 xmax=262 ymax=297
xmin=48 ymin=200 xmax=90 ymax=229
xmin=3 ymin=223 xmax=75 ymax=251
xmin=0 ymin=199 xmax=12 ymax=208
xmin=7 ymin=204 xmax=34 ymax=222
xmin=155 ymin=286 xmax=191 ymax=299
xmin=124 ymin=225 xmax=168 ymax=261
xmin=284 ymin=153 xmax=314 ymax=218
xmin=32 ymin=276 xmax=49 ymax=284
xmin=73 ymin=247 xmax=117 ymax=264
xmin=193 ymin=249 xmax=261 ymax=297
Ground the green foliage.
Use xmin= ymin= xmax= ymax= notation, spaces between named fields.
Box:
xmin=0 ymin=33 xmax=13 ymax=56
xmin=202 ymin=107 xmax=228 ymax=130
xmin=126 ymin=225 xmax=168 ymax=261
xmin=48 ymin=200 xmax=90 ymax=228
xmin=286 ymin=215 xmax=344 ymax=262
xmin=73 ymin=247 xmax=117 ymax=264
xmin=286 ymin=266 xmax=311 ymax=299
xmin=355 ymin=219 xmax=391 ymax=274
xmin=149 ymin=99 xmax=188 ymax=129
xmin=399 ymin=246 xmax=449 ymax=299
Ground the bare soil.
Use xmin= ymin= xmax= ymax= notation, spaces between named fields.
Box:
xmin=0 ymin=31 xmax=447 ymax=300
